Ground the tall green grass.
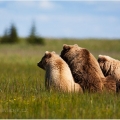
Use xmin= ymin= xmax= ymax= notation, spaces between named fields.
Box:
xmin=0 ymin=39 xmax=120 ymax=118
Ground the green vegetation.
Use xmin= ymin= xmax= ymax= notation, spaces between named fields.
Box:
xmin=27 ymin=22 xmax=44 ymax=45
xmin=0 ymin=38 xmax=120 ymax=118
xmin=1 ymin=24 xmax=19 ymax=44
xmin=0 ymin=22 xmax=45 ymax=45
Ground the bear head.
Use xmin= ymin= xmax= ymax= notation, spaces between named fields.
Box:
xmin=60 ymin=44 xmax=79 ymax=62
xmin=98 ymin=55 xmax=112 ymax=76
xmin=60 ymin=44 xmax=90 ymax=64
xmin=37 ymin=51 xmax=55 ymax=70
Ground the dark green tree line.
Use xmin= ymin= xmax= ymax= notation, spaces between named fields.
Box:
xmin=1 ymin=24 xmax=19 ymax=43
xmin=0 ymin=22 xmax=45 ymax=45
xmin=27 ymin=22 xmax=44 ymax=45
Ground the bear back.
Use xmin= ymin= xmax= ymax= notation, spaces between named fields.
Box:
xmin=60 ymin=44 xmax=104 ymax=93
xmin=38 ymin=51 xmax=83 ymax=93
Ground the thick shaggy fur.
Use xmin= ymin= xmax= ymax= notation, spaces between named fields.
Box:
xmin=103 ymin=76 xmax=116 ymax=93
xmin=37 ymin=51 xmax=83 ymax=93
xmin=98 ymin=55 xmax=120 ymax=82
xmin=60 ymin=44 xmax=116 ymax=93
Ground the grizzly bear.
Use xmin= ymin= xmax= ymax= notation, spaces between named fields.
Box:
xmin=98 ymin=55 xmax=120 ymax=82
xmin=60 ymin=44 xmax=116 ymax=93
xmin=37 ymin=51 xmax=83 ymax=93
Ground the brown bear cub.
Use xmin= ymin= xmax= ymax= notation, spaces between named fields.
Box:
xmin=37 ymin=51 xmax=83 ymax=93
xmin=60 ymin=44 xmax=116 ymax=93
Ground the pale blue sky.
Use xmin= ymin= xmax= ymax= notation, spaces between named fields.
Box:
xmin=0 ymin=1 xmax=120 ymax=38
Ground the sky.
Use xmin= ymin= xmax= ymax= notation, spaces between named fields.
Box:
xmin=0 ymin=1 xmax=120 ymax=39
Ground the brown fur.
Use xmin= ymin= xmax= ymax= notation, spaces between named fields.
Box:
xmin=103 ymin=76 xmax=116 ymax=93
xmin=98 ymin=55 xmax=120 ymax=82
xmin=37 ymin=51 xmax=83 ymax=93
xmin=60 ymin=44 xmax=116 ymax=93
xmin=116 ymin=81 xmax=120 ymax=93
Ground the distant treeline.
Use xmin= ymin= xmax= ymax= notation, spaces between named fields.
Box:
xmin=0 ymin=22 xmax=45 ymax=45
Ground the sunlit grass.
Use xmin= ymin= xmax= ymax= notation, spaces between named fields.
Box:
xmin=0 ymin=38 xmax=120 ymax=118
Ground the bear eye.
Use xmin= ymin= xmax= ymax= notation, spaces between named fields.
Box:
xmin=65 ymin=47 xmax=70 ymax=52
xmin=98 ymin=58 xmax=101 ymax=63
xmin=65 ymin=48 xmax=70 ymax=53
xmin=100 ymin=60 xmax=104 ymax=63
xmin=98 ymin=58 xmax=105 ymax=63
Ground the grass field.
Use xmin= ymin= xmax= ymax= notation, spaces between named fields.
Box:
xmin=0 ymin=38 xmax=120 ymax=118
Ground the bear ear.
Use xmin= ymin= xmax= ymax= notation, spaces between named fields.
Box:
xmin=45 ymin=51 xmax=49 ymax=54
xmin=63 ymin=44 xmax=70 ymax=50
xmin=98 ymin=55 xmax=106 ymax=63
xmin=45 ymin=51 xmax=51 ymax=58
xmin=98 ymin=55 xmax=103 ymax=58
xmin=52 ymin=51 xmax=56 ymax=54
xmin=74 ymin=44 xmax=78 ymax=47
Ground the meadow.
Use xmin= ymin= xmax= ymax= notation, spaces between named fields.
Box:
xmin=0 ymin=38 xmax=120 ymax=118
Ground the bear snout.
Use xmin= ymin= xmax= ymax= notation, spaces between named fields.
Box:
xmin=37 ymin=62 xmax=40 ymax=66
xmin=60 ymin=49 xmax=65 ymax=58
xmin=37 ymin=62 xmax=45 ymax=70
xmin=37 ymin=62 xmax=41 ymax=68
